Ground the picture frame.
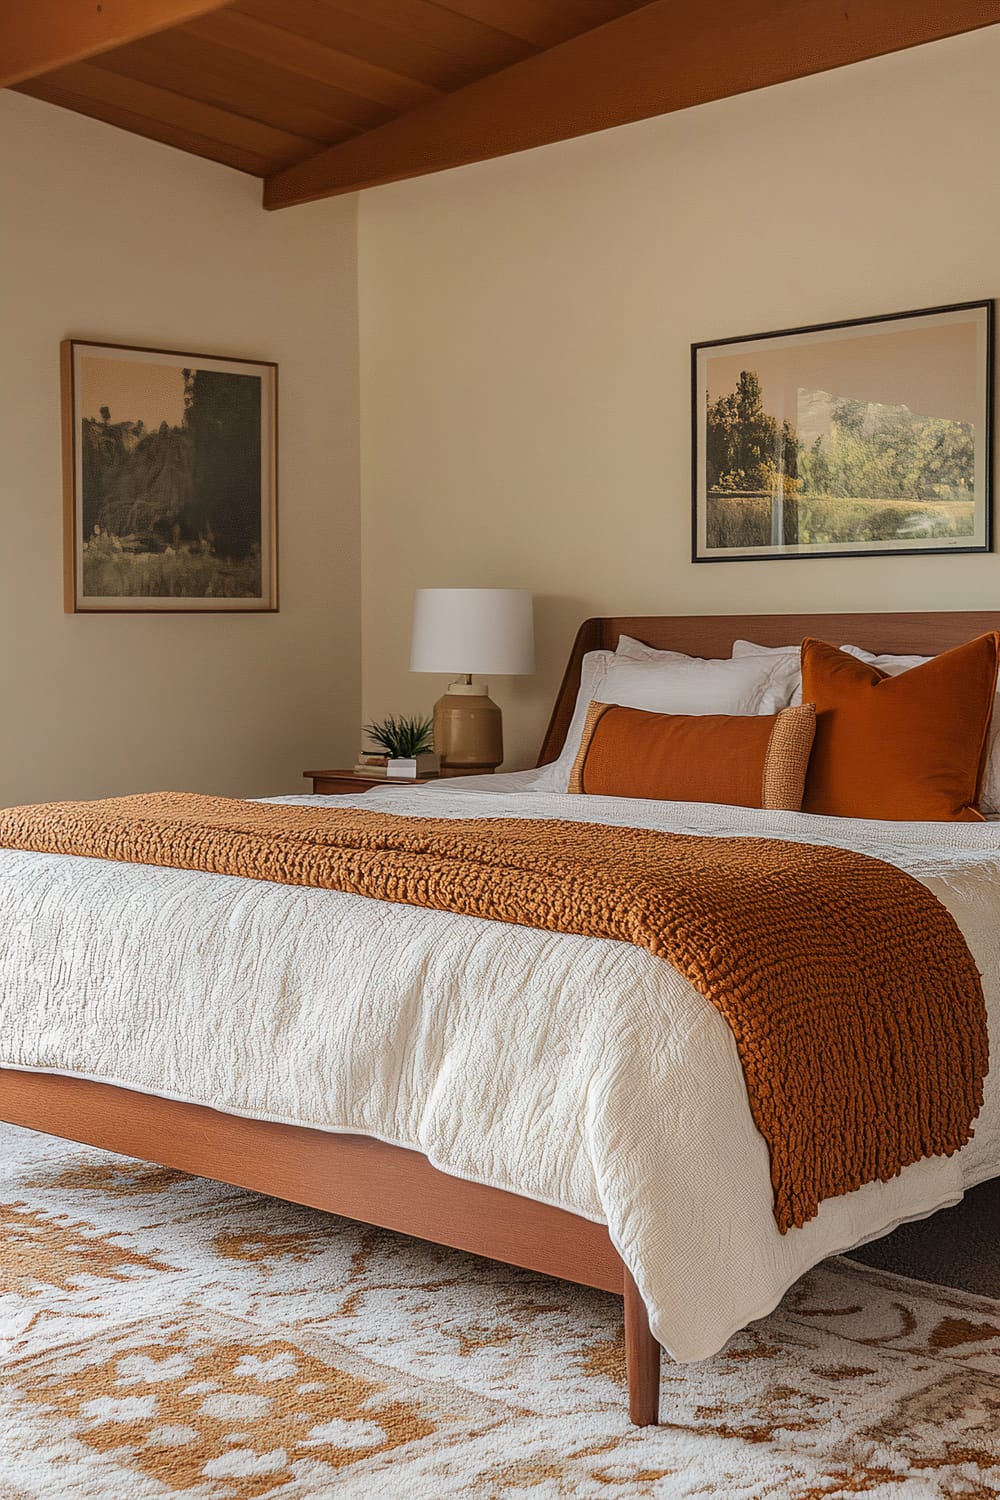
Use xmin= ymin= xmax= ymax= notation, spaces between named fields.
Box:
xmin=61 ymin=339 xmax=278 ymax=611
xmin=691 ymin=301 xmax=993 ymax=563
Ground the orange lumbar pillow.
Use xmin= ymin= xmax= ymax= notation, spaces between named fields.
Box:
xmin=800 ymin=633 xmax=1000 ymax=822
xmin=568 ymin=700 xmax=816 ymax=810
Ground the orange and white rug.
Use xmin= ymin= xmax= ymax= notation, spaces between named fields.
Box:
xmin=1 ymin=1121 xmax=998 ymax=1498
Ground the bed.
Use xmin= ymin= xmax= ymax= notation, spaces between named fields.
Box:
xmin=2 ymin=608 xmax=999 ymax=1428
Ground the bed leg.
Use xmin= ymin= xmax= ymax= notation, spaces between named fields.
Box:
xmin=623 ymin=1266 xmax=660 ymax=1426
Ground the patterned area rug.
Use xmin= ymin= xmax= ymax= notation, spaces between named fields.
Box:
xmin=1 ymin=1123 xmax=998 ymax=1498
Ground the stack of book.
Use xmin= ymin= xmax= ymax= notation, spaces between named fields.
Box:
xmin=353 ymin=752 xmax=440 ymax=779
xmin=353 ymin=754 xmax=388 ymax=775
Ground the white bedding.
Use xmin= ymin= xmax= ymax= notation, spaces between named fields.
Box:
xmin=1 ymin=774 xmax=998 ymax=1363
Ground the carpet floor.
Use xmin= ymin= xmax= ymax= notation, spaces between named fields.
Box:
xmin=1 ymin=1122 xmax=998 ymax=1499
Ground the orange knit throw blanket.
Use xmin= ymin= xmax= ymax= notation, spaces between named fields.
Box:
xmin=0 ymin=792 xmax=987 ymax=1232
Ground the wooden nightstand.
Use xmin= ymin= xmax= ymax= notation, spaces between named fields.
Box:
xmin=304 ymin=769 xmax=439 ymax=795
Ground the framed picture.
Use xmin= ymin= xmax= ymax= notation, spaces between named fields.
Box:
xmin=692 ymin=301 xmax=993 ymax=563
xmin=61 ymin=340 xmax=277 ymax=611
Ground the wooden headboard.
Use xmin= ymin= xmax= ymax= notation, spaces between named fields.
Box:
xmin=537 ymin=610 xmax=1000 ymax=767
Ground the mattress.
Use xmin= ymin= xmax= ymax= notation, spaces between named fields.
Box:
xmin=1 ymin=776 xmax=997 ymax=1362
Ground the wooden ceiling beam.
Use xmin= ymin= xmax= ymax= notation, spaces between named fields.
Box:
xmin=0 ymin=0 xmax=234 ymax=88
xmin=264 ymin=0 xmax=1000 ymax=209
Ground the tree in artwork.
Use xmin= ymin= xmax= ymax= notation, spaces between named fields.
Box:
xmin=705 ymin=370 xmax=800 ymax=499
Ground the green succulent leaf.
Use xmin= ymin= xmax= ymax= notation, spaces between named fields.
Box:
xmin=363 ymin=713 xmax=435 ymax=759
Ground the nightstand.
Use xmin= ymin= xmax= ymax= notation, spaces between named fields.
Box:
xmin=304 ymin=769 xmax=439 ymax=795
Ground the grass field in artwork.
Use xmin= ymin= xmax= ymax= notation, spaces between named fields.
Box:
xmin=81 ymin=534 xmax=261 ymax=599
xmin=706 ymin=492 xmax=976 ymax=551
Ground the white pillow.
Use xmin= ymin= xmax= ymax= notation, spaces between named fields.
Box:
xmin=840 ymin=645 xmax=930 ymax=673
xmin=615 ymin=634 xmax=696 ymax=663
xmin=617 ymin=633 xmax=797 ymax=714
xmin=616 ymin=635 xmax=799 ymax=711
xmin=597 ymin=652 xmax=797 ymax=718
xmin=731 ymin=639 xmax=799 ymax=657
xmin=614 ymin=634 xmax=799 ymax=712
xmin=842 ymin=644 xmax=999 ymax=816
xmin=533 ymin=649 xmax=617 ymax=792
xmin=731 ymin=639 xmax=803 ymax=705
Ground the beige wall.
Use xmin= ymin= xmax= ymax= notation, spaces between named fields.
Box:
xmin=358 ymin=26 xmax=1000 ymax=772
xmin=0 ymin=91 xmax=360 ymax=805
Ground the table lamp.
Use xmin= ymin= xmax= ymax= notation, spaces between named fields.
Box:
xmin=410 ymin=588 xmax=534 ymax=775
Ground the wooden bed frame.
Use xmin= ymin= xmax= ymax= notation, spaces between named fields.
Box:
xmin=2 ymin=609 xmax=998 ymax=1427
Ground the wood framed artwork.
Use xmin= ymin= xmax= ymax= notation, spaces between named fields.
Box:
xmin=692 ymin=301 xmax=993 ymax=563
xmin=61 ymin=340 xmax=277 ymax=611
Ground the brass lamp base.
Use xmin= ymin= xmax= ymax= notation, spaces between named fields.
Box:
xmin=433 ymin=681 xmax=502 ymax=775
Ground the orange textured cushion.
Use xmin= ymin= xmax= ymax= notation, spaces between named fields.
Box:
xmin=568 ymin=701 xmax=816 ymax=809
xmin=801 ymin=634 xmax=1000 ymax=822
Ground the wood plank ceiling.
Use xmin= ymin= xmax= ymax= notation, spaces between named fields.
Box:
xmin=5 ymin=1 xmax=1000 ymax=209
xmin=9 ymin=0 xmax=649 ymax=179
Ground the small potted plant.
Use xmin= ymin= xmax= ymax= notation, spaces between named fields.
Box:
xmin=362 ymin=714 xmax=437 ymax=779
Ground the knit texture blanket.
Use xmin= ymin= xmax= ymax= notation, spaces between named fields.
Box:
xmin=0 ymin=792 xmax=987 ymax=1233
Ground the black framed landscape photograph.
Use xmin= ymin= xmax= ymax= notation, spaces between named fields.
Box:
xmin=62 ymin=340 xmax=277 ymax=611
xmin=692 ymin=301 xmax=993 ymax=563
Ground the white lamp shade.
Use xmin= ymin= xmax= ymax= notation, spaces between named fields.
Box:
xmin=410 ymin=588 xmax=534 ymax=676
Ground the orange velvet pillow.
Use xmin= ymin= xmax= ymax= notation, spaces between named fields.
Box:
xmin=801 ymin=633 xmax=1000 ymax=822
xmin=568 ymin=700 xmax=816 ymax=809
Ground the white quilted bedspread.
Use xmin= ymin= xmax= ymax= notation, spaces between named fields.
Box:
xmin=1 ymin=778 xmax=998 ymax=1362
